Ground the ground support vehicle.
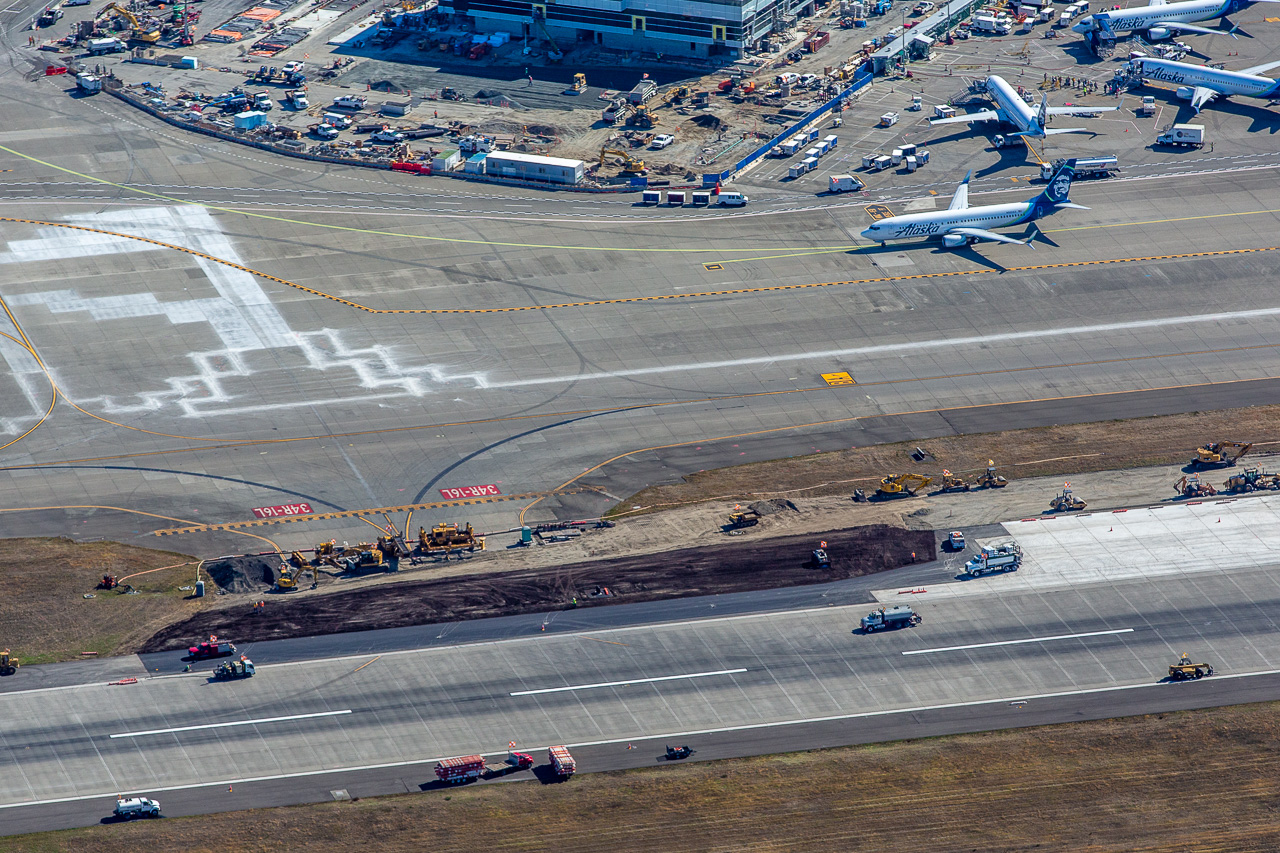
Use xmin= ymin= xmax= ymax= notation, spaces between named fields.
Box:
xmin=1168 ymin=654 xmax=1213 ymax=680
xmin=861 ymin=605 xmax=921 ymax=632
xmin=549 ymin=745 xmax=576 ymax=777
xmin=1041 ymin=156 xmax=1116 ymax=181
xmin=963 ymin=543 xmax=1021 ymax=576
xmin=666 ymin=744 xmax=692 ymax=760
xmin=947 ymin=531 xmax=965 ymax=550
xmin=188 ymin=637 xmax=236 ymax=659
xmin=213 ymin=658 xmax=255 ymax=680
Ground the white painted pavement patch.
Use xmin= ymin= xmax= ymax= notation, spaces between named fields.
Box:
xmin=874 ymin=496 xmax=1280 ymax=601
xmin=111 ymin=710 xmax=352 ymax=739
xmin=903 ymin=628 xmax=1135 ymax=656
xmin=510 ymin=668 xmax=747 ymax=696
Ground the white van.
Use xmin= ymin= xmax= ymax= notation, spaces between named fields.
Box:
xmin=323 ymin=112 xmax=353 ymax=129
xmin=718 ymin=191 xmax=748 ymax=206
xmin=775 ymin=72 xmax=800 ymax=86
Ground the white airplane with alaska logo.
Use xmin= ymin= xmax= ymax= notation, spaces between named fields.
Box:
xmin=860 ymin=160 xmax=1085 ymax=248
xmin=1126 ymin=54 xmax=1280 ymax=111
xmin=1073 ymin=0 xmax=1279 ymax=41
xmin=929 ymin=75 xmax=1118 ymax=137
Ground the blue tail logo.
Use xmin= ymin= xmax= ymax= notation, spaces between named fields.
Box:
xmin=1034 ymin=159 xmax=1076 ymax=213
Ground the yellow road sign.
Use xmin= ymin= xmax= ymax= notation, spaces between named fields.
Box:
xmin=863 ymin=204 xmax=893 ymax=221
xmin=821 ymin=371 xmax=856 ymax=386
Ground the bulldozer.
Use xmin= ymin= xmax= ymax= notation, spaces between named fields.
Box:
xmin=1173 ymin=474 xmax=1216 ymax=498
xmin=1168 ymin=653 xmax=1213 ymax=680
xmin=1189 ymin=440 xmax=1252 ymax=469
xmin=568 ymin=72 xmax=587 ymax=92
xmin=726 ymin=505 xmax=761 ymax=529
xmin=935 ymin=469 xmax=971 ymax=493
xmin=0 ymin=649 xmax=17 ymax=677
xmin=1049 ymin=485 xmax=1086 ymax=512
xmin=876 ymin=473 xmax=934 ymax=498
xmin=1222 ymin=467 xmax=1280 ymax=494
xmin=419 ymin=522 xmax=485 ymax=555
xmin=598 ymin=147 xmax=646 ymax=175
xmin=625 ymin=104 xmax=658 ymax=129
xmin=976 ymin=460 xmax=1008 ymax=489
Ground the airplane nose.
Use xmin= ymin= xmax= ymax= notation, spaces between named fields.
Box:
xmin=1070 ymin=19 xmax=1089 ymax=32
xmin=860 ymin=227 xmax=875 ymax=239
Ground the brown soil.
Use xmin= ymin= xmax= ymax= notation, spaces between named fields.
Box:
xmin=12 ymin=702 xmax=1280 ymax=852
xmin=0 ymin=538 xmax=203 ymax=665
xmin=617 ymin=404 xmax=1280 ymax=514
xmin=141 ymin=524 xmax=932 ymax=651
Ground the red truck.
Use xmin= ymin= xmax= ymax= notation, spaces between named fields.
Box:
xmin=188 ymin=637 xmax=236 ymax=659
xmin=468 ymin=42 xmax=491 ymax=60
xmin=436 ymin=755 xmax=487 ymax=784
xmin=548 ymin=745 xmax=576 ymax=777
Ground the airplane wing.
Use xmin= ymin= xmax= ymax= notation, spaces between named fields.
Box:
xmin=1240 ymin=57 xmax=1280 ymax=75
xmin=1044 ymin=105 xmax=1120 ymax=115
xmin=947 ymin=227 xmax=1030 ymax=246
xmin=1042 ymin=127 xmax=1088 ymax=135
xmin=930 ymin=109 xmax=1000 ymax=126
xmin=1190 ymin=85 xmax=1220 ymax=111
xmin=1148 ymin=0 xmax=1167 ymax=5
xmin=948 ymin=171 xmax=972 ymax=211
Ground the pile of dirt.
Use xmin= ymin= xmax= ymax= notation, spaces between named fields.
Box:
xmin=749 ymin=498 xmax=798 ymax=516
xmin=203 ymin=556 xmax=280 ymax=594
xmin=691 ymin=114 xmax=724 ymax=129
xmin=141 ymin=524 xmax=934 ymax=651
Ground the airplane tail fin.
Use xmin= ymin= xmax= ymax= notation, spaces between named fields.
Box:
xmin=1036 ymin=95 xmax=1049 ymax=133
xmin=1032 ymin=159 xmax=1077 ymax=213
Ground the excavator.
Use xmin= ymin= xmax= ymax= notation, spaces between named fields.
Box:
xmin=976 ymin=460 xmax=1008 ymax=489
xmin=597 ymin=147 xmax=646 ymax=175
xmin=876 ymin=473 xmax=933 ymax=498
xmin=1049 ymin=485 xmax=1086 ymax=512
xmin=100 ymin=3 xmax=161 ymax=43
xmin=1173 ymin=474 xmax=1216 ymax=498
xmin=935 ymin=469 xmax=971 ymax=493
xmin=1222 ymin=467 xmax=1280 ymax=494
xmin=1189 ymin=440 xmax=1252 ymax=469
xmin=1168 ymin=653 xmax=1213 ymax=680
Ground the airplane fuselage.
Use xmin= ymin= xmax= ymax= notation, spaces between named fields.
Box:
xmin=987 ymin=76 xmax=1041 ymax=135
xmin=1075 ymin=0 xmax=1241 ymax=33
xmin=1132 ymin=56 xmax=1280 ymax=98
xmin=865 ymin=202 xmax=1035 ymax=242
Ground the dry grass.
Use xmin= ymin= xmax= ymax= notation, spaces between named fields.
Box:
xmin=10 ymin=702 xmax=1280 ymax=852
xmin=0 ymin=538 xmax=205 ymax=665
xmin=616 ymin=404 xmax=1280 ymax=514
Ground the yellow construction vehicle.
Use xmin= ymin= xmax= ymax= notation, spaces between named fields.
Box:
xmin=625 ymin=103 xmax=658 ymax=128
xmin=571 ymin=72 xmax=586 ymax=91
xmin=419 ymin=522 xmax=485 ymax=554
xmin=726 ymin=506 xmax=761 ymax=529
xmin=1190 ymin=440 xmax=1252 ymax=469
xmin=876 ymin=473 xmax=933 ymax=498
xmin=1174 ymin=474 xmax=1217 ymax=498
xmin=976 ymin=460 xmax=1008 ymax=489
xmin=0 ymin=649 xmax=17 ymax=676
xmin=101 ymin=3 xmax=160 ymax=43
xmin=1049 ymin=485 xmax=1086 ymax=512
xmin=1168 ymin=653 xmax=1213 ymax=680
xmin=936 ymin=469 xmax=970 ymax=493
xmin=597 ymin=147 xmax=646 ymax=174
xmin=1221 ymin=467 xmax=1280 ymax=494
xmin=275 ymin=563 xmax=302 ymax=591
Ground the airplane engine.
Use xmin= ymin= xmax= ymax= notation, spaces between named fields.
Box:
xmin=1146 ymin=26 xmax=1171 ymax=39
xmin=1176 ymin=85 xmax=1195 ymax=100
xmin=942 ymin=234 xmax=968 ymax=248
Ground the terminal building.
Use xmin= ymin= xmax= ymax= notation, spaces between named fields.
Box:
xmin=438 ymin=0 xmax=824 ymax=58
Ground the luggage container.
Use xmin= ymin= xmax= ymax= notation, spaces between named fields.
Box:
xmin=691 ymin=190 xmax=711 ymax=205
xmin=880 ymin=112 xmax=900 ymax=127
xmin=788 ymin=163 xmax=808 ymax=178
xmin=808 ymin=128 xmax=821 ymax=142
xmin=804 ymin=146 xmax=822 ymax=160
xmin=822 ymin=134 xmax=839 ymax=150
xmin=891 ymin=148 xmax=904 ymax=166
xmin=870 ymin=154 xmax=892 ymax=171
xmin=666 ymin=191 xmax=686 ymax=206
xmin=641 ymin=190 xmax=661 ymax=204
xmin=801 ymin=156 xmax=819 ymax=172
xmin=905 ymin=154 xmax=918 ymax=172
xmin=862 ymin=153 xmax=879 ymax=169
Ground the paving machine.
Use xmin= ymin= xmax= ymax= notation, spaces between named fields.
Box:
xmin=1168 ymin=653 xmax=1213 ymax=680
xmin=1174 ymin=474 xmax=1216 ymax=498
xmin=1190 ymin=440 xmax=1251 ymax=469
xmin=1049 ymin=486 xmax=1087 ymax=512
xmin=876 ymin=473 xmax=933 ymax=498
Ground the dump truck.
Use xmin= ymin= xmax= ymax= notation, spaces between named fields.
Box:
xmin=876 ymin=473 xmax=933 ymax=498
xmin=548 ymin=745 xmax=576 ymax=777
xmin=963 ymin=543 xmax=1022 ymax=577
xmin=976 ymin=461 xmax=1008 ymax=488
xmin=860 ymin=605 xmax=921 ymax=632
xmin=1190 ymin=440 xmax=1251 ymax=469
xmin=1049 ymin=486 xmax=1086 ymax=512
xmin=1174 ymin=474 xmax=1216 ymax=498
xmin=1168 ymin=653 xmax=1213 ymax=680
xmin=213 ymin=658 xmax=255 ymax=680
xmin=188 ymin=637 xmax=236 ymax=659
xmin=435 ymin=754 xmax=487 ymax=784
xmin=1222 ymin=467 xmax=1280 ymax=493
xmin=726 ymin=506 xmax=761 ymax=529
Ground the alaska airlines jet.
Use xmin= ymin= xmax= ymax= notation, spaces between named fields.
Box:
xmin=860 ymin=160 xmax=1085 ymax=248
xmin=929 ymin=75 xmax=1118 ymax=138
xmin=1073 ymin=0 xmax=1276 ymax=40
xmin=1127 ymin=54 xmax=1280 ymax=111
